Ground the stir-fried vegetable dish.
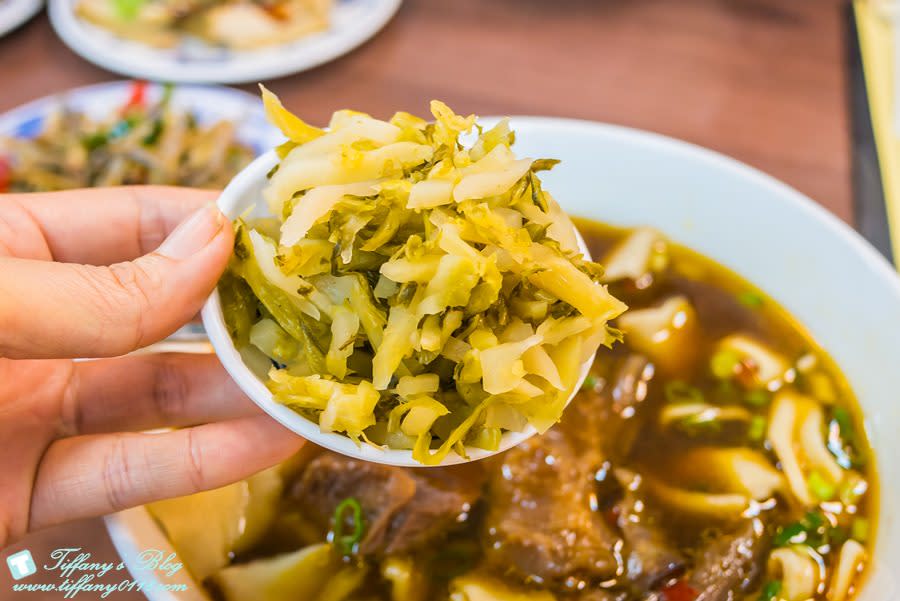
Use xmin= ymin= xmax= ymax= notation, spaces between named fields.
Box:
xmin=76 ymin=0 xmax=331 ymax=48
xmin=153 ymin=222 xmax=875 ymax=601
xmin=221 ymin=90 xmax=627 ymax=464
xmin=0 ymin=82 xmax=256 ymax=192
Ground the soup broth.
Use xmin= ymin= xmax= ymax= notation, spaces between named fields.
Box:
xmin=150 ymin=221 xmax=875 ymax=601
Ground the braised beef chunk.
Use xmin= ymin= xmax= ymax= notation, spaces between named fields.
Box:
xmin=292 ymin=453 xmax=483 ymax=556
xmin=615 ymin=486 xmax=685 ymax=592
xmin=688 ymin=520 xmax=768 ymax=601
xmin=482 ymin=428 xmax=622 ymax=586
xmin=292 ymin=454 xmax=415 ymax=554
xmin=381 ymin=466 xmax=485 ymax=555
xmin=568 ymin=353 xmax=656 ymax=463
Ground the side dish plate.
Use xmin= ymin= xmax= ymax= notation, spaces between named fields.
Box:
xmin=48 ymin=0 xmax=402 ymax=84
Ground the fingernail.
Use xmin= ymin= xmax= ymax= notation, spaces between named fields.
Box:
xmin=158 ymin=203 xmax=225 ymax=260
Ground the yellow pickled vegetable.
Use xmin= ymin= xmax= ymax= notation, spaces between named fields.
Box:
xmin=220 ymin=92 xmax=626 ymax=463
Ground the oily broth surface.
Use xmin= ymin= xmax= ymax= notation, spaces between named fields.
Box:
xmin=578 ymin=217 xmax=877 ymax=565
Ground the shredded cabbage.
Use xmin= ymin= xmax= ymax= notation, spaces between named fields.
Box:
xmin=220 ymin=92 xmax=626 ymax=463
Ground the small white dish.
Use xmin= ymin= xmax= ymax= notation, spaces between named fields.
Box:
xmin=48 ymin=0 xmax=402 ymax=84
xmin=201 ymin=149 xmax=594 ymax=468
xmin=0 ymin=0 xmax=42 ymax=39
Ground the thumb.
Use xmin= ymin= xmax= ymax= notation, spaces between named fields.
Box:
xmin=0 ymin=204 xmax=234 ymax=359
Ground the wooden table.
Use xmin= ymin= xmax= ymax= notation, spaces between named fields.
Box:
xmin=0 ymin=0 xmax=851 ymax=598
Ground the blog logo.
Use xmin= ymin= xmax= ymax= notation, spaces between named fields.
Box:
xmin=6 ymin=549 xmax=37 ymax=580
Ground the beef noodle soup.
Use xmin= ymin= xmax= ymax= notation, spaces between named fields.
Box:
xmin=149 ymin=220 xmax=875 ymax=601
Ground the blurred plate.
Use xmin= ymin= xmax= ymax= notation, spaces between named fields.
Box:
xmin=0 ymin=80 xmax=280 ymax=150
xmin=0 ymin=0 xmax=42 ymax=38
xmin=0 ymin=80 xmax=282 ymax=346
xmin=48 ymin=0 xmax=402 ymax=84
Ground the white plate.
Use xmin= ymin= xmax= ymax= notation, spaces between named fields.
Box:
xmin=48 ymin=0 xmax=402 ymax=84
xmin=0 ymin=0 xmax=42 ymax=38
xmin=108 ymin=117 xmax=900 ymax=600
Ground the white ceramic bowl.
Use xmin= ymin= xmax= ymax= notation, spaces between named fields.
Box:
xmin=200 ymin=149 xmax=594 ymax=467
xmin=112 ymin=117 xmax=900 ymax=600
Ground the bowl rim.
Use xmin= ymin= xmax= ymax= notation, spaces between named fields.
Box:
xmin=201 ymin=146 xmax=596 ymax=467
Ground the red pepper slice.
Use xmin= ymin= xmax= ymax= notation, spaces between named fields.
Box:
xmin=661 ymin=580 xmax=699 ymax=601
xmin=122 ymin=80 xmax=149 ymax=113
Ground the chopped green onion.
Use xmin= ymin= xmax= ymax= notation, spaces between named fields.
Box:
xmin=757 ymin=580 xmax=782 ymax=601
xmin=775 ymin=511 xmax=853 ymax=549
xmin=160 ymin=82 xmax=175 ymax=106
xmin=142 ymin=119 xmax=164 ymax=146
xmin=744 ymin=389 xmax=771 ymax=407
xmin=773 ymin=522 xmax=806 ymax=547
xmin=851 ymin=517 xmax=870 ymax=543
xmin=710 ymin=349 xmax=742 ymax=379
xmin=332 ymin=497 xmax=365 ymax=556
xmin=81 ymin=132 xmax=108 ymax=151
xmin=829 ymin=408 xmax=865 ymax=470
xmin=802 ymin=511 xmax=825 ymax=530
xmin=808 ymin=470 xmax=837 ymax=502
xmin=665 ymin=381 xmax=705 ymax=405
xmin=113 ymin=0 xmax=145 ymax=19
xmin=738 ymin=291 xmax=764 ymax=308
xmin=832 ymin=407 xmax=855 ymax=441
xmin=581 ymin=374 xmax=599 ymax=392
xmin=747 ymin=415 xmax=767 ymax=441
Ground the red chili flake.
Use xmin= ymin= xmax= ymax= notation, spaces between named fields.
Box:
xmin=122 ymin=80 xmax=149 ymax=113
xmin=603 ymin=506 xmax=620 ymax=528
xmin=0 ymin=156 xmax=11 ymax=192
xmin=661 ymin=580 xmax=699 ymax=601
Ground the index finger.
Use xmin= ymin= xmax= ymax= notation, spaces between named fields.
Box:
xmin=5 ymin=186 xmax=218 ymax=265
xmin=29 ymin=416 xmax=305 ymax=532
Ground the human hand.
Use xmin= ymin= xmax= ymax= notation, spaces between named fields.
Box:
xmin=0 ymin=187 xmax=303 ymax=548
